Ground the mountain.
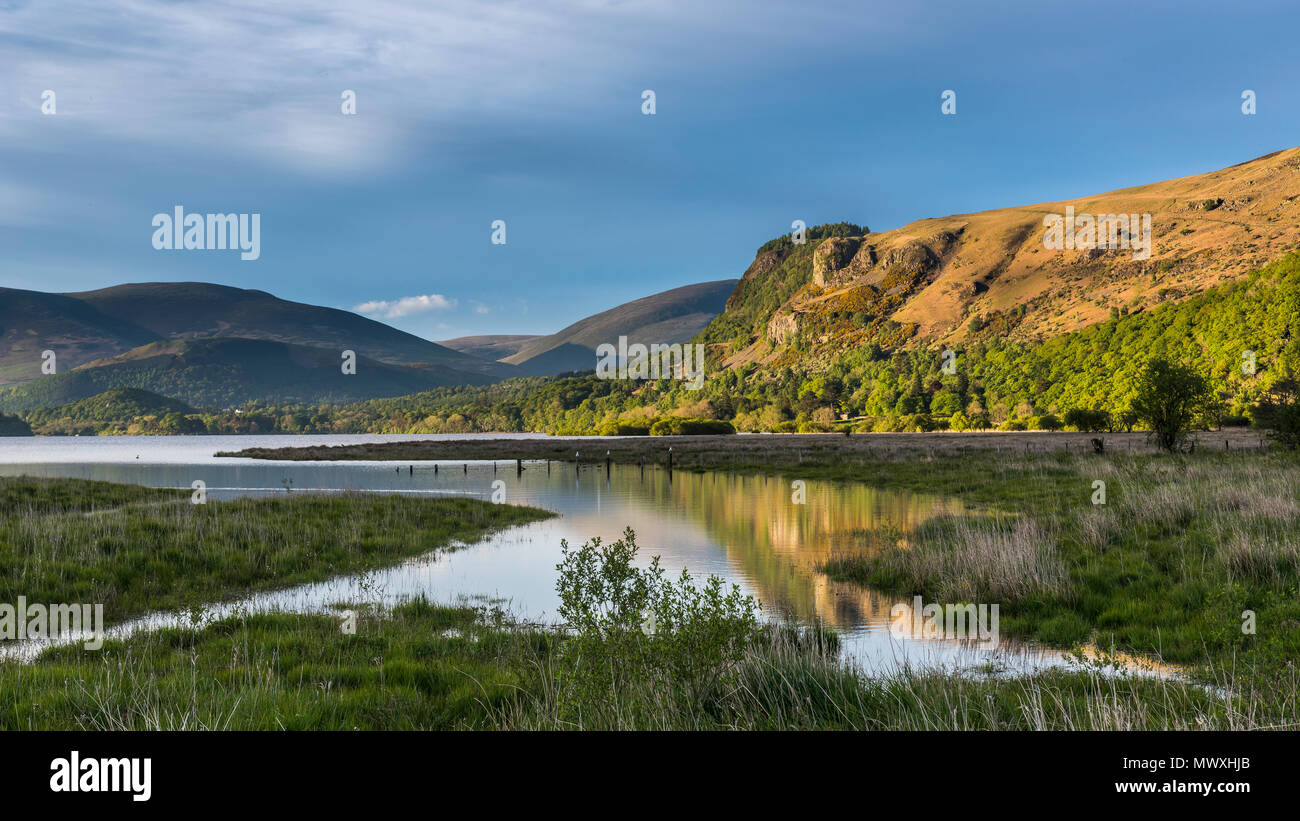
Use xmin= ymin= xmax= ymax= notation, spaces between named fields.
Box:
xmin=707 ymin=148 xmax=1300 ymax=370
xmin=0 ymin=282 xmax=515 ymax=389
xmin=0 ymin=338 xmax=480 ymax=412
xmin=496 ymin=280 xmax=738 ymax=376
xmin=438 ymin=334 xmax=542 ymax=362
xmin=0 ymin=288 xmax=161 ymax=384
xmin=65 ymin=283 xmax=514 ymax=378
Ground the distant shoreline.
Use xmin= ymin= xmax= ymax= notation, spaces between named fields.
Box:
xmin=216 ymin=428 xmax=1273 ymax=466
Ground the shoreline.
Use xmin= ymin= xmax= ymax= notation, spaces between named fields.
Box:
xmin=215 ymin=428 xmax=1274 ymax=466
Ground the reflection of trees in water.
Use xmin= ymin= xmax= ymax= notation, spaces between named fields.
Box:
xmin=648 ymin=472 xmax=963 ymax=629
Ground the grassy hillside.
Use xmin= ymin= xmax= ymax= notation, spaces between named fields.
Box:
xmin=706 ymin=148 xmax=1300 ymax=374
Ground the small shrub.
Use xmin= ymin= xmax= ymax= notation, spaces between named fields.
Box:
xmin=554 ymin=528 xmax=760 ymax=718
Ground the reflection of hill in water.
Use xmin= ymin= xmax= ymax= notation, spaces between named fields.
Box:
xmin=631 ymin=470 xmax=963 ymax=629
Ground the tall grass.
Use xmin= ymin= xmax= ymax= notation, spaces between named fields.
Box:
xmin=822 ymin=450 xmax=1300 ymax=677
xmin=9 ymin=600 xmax=1281 ymax=731
xmin=831 ymin=515 xmax=1071 ymax=604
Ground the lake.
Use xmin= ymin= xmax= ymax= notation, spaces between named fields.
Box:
xmin=0 ymin=434 xmax=1134 ymax=675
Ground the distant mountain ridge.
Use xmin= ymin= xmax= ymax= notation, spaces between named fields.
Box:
xmin=0 ymin=337 xmax=478 ymax=412
xmin=0 ymin=282 xmax=515 ymax=387
xmin=488 ymin=280 xmax=738 ymax=376
xmin=0 ymin=277 xmax=741 ymax=410
xmin=438 ymin=335 xmax=541 ymax=362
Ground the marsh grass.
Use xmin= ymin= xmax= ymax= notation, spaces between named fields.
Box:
xmin=0 ymin=476 xmax=551 ymax=625
xmin=8 ymin=599 xmax=1294 ymax=731
xmin=0 ymin=599 xmax=547 ymax=730
xmin=827 ymin=515 xmax=1071 ymax=604
xmin=820 ymin=450 xmax=1300 ymax=680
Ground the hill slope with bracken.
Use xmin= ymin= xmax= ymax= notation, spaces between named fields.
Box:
xmin=705 ymin=148 xmax=1300 ymax=370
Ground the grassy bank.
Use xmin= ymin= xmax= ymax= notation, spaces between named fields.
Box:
xmin=817 ymin=451 xmax=1300 ymax=679
xmin=4 ymin=597 xmax=1287 ymax=731
xmin=0 ymin=476 xmax=551 ymax=625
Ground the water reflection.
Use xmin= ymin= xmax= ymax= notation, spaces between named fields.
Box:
xmin=0 ymin=435 xmax=1144 ymax=676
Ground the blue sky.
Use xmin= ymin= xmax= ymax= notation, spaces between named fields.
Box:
xmin=1 ymin=0 xmax=1297 ymax=340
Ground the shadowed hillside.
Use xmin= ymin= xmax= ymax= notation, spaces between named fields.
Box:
xmin=0 ymin=282 xmax=516 ymax=391
xmin=0 ymin=338 xmax=486 ymax=411
xmin=501 ymin=280 xmax=738 ymax=375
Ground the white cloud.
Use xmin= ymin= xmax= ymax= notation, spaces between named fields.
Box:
xmin=353 ymin=293 xmax=457 ymax=318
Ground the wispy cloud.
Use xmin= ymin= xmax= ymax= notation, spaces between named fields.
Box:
xmin=0 ymin=1 xmax=889 ymax=175
xmin=353 ymin=293 xmax=456 ymax=318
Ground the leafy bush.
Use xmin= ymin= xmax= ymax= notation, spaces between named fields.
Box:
xmin=597 ymin=420 xmax=651 ymax=436
xmin=554 ymin=528 xmax=759 ymax=717
xmin=1064 ymin=408 xmax=1111 ymax=432
xmin=900 ymin=412 xmax=934 ymax=432
xmin=648 ymin=417 xmax=735 ymax=436
xmin=1030 ymin=414 xmax=1062 ymax=431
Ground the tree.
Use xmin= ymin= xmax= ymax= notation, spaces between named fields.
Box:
xmin=1254 ymin=376 xmax=1300 ymax=450
xmin=1130 ymin=358 xmax=1216 ymax=452
xmin=1064 ymin=408 xmax=1111 ymax=432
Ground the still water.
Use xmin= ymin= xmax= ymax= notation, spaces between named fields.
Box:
xmin=0 ymin=434 xmax=1132 ymax=675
